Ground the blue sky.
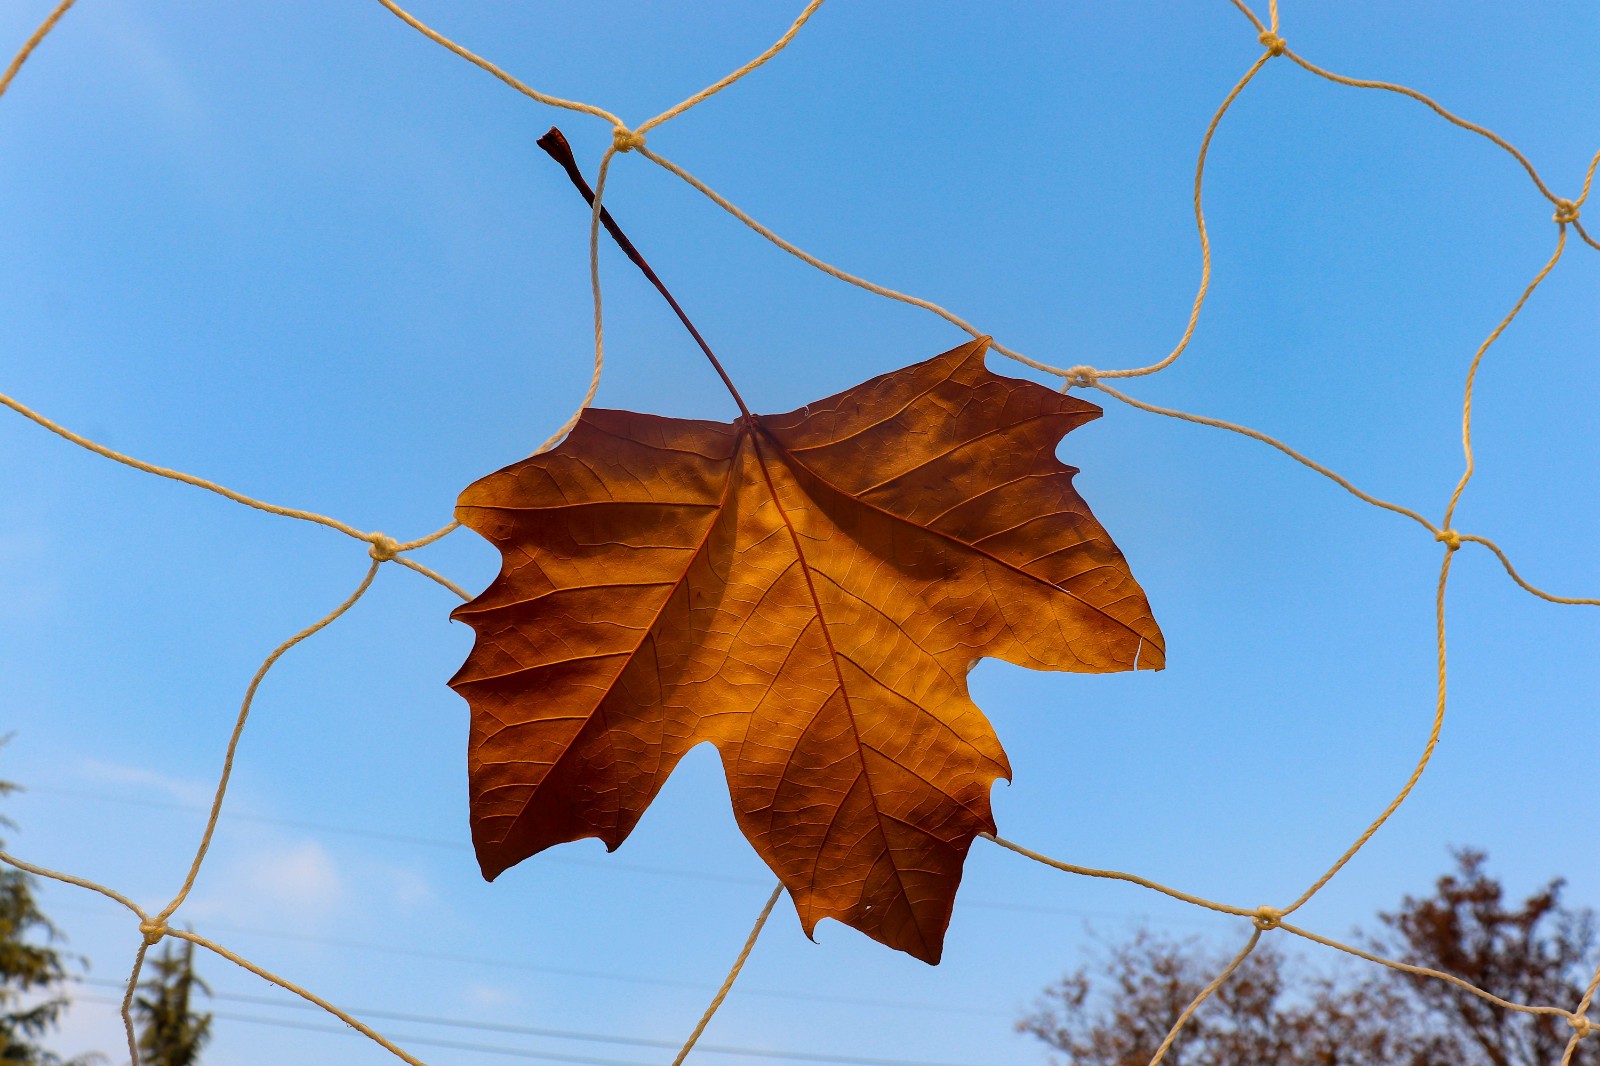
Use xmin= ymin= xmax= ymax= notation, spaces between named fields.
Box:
xmin=2 ymin=1 xmax=1597 ymax=1064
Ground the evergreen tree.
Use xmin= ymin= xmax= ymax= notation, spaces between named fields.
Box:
xmin=131 ymin=939 xmax=210 ymax=1066
xmin=0 ymin=753 xmax=98 ymax=1066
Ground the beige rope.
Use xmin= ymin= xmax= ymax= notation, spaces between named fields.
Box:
xmin=634 ymin=0 xmax=1597 ymax=397
xmin=1271 ymin=232 xmax=1571 ymax=915
xmin=393 ymin=554 xmax=470 ymax=601
xmin=0 ymin=390 xmax=459 ymax=566
xmin=982 ymin=834 xmax=1254 ymax=920
xmin=1225 ymin=0 xmax=1571 ymax=216
xmin=985 ymin=837 xmax=1600 ymax=1032
xmin=1461 ymin=534 xmax=1600 ymax=607
xmin=1285 ymin=51 xmax=1564 ymax=205
xmin=985 ymin=549 xmax=1454 ymax=926
xmin=639 ymin=146 xmax=1071 ymax=377
xmin=0 ymin=850 xmax=145 ymax=917
xmin=1571 ymin=150 xmax=1600 ymax=251
xmin=985 ymin=836 xmax=1600 ymax=1031
xmin=637 ymin=41 xmax=1276 ymax=387
xmin=669 ymin=885 xmax=784 ymax=1066
xmin=1258 ymin=24 xmax=1600 ymax=258
xmin=1227 ymin=0 xmax=1268 ymax=35
xmin=1577 ymin=151 xmax=1600 ymax=209
xmin=1282 ymin=920 xmax=1580 ymax=1024
xmin=1090 ymin=381 xmax=1438 ymax=533
xmin=1 ymin=391 xmax=368 ymax=540
xmin=1106 ymin=52 xmax=1273 ymax=380
xmin=375 ymin=0 xmax=827 ymax=165
xmin=1561 ymin=962 xmax=1600 ymax=1065
xmin=153 ymin=562 xmax=381 ymax=924
xmin=334 ymin=3 xmax=831 ymax=456
xmin=0 ymin=3 xmax=841 ymax=1060
xmin=637 ymin=0 xmax=827 ymax=136
xmin=530 ymin=145 xmax=619 ymax=455
xmin=121 ymin=940 xmax=150 ymax=1066
xmin=395 ymin=520 xmax=460 ymax=551
xmin=175 ymin=929 xmax=429 ymax=1066
xmin=1442 ymin=231 xmax=1567 ymax=529
xmin=0 ymin=0 xmax=77 ymax=101
xmin=1087 ymin=385 xmax=1596 ymax=609
xmin=1148 ymin=929 xmax=1262 ymax=1066
xmin=5 ymin=0 xmax=1598 ymax=1059
xmin=1282 ymin=551 xmax=1451 ymax=915
xmin=372 ymin=0 xmax=619 ymax=126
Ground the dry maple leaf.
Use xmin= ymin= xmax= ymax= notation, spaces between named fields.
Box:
xmin=449 ymin=336 xmax=1164 ymax=964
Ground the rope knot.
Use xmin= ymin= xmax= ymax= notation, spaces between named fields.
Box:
xmin=1252 ymin=905 xmax=1283 ymax=931
xmin=368 ymin=533 xmax=401 ymax=562
xmin=612 ymin=126 xmax=646 ymax=153
xmin=1435 ymin=529 xmax=1462 ymax=552
xmin=1063 ymin=365 xmax=1100 ymax=390
xmin=138 ymin=920 xmax=169 ymax=946
xmin=1569 ymin=1015 xmax=1595 ymax=1039
xmin=1553 ymin=199 xmax=1580 ymax=225
xmin=1258 ymin=31 xmax=1287 ymax=56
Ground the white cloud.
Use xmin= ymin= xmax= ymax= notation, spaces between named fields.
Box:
xmin=186 ymin=839 xmax=343 ymax=929
xmin=380 ymin=863 xmax=437 ymax=913
xmin=463 ymin=982 xmax=519 ymax=1010
xmin=252 ymin=841 xmax=342 ymax=913
xmin=75 ymin=757 xmax=215 ymax=807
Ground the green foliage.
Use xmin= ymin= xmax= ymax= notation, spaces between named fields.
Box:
xmin=132 ymin=939 xmax=211 ymax=1066
xmin=0 ymin=752 xmax=98 ymax=1066
xmin=1019 ymin=850 xmax=1598 ymax=1066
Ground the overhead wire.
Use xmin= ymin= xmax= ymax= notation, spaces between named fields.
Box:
xmin=26 ymin=785 xmax=1231 ymax=924
xmin=49 ymin=900 xmax=1008 ymax=1019
xmin=75 ymin=982 xmax=989 ymax=1066
xmin=5 ymin=0 xmax=1600 ymax=1061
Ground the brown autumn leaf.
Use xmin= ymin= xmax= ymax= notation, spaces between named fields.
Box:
xmin=449 ymin=336 xmax=1163 ymax=963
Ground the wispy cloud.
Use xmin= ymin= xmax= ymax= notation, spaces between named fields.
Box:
xmin=186 ymin=839 xmax=344 ymax=930
xmin=75 ymin=758 xmax=215 ymax=807
xmin=374 ymin=862 xmax=438 ymax=914
xmin=252 ymin=840 xmax=343 ymax=915
xmin=463 ymin=981 xmax=520 ymax=1011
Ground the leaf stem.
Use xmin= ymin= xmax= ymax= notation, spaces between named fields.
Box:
xmin=535 ymin=127 xmax=754 ymax=421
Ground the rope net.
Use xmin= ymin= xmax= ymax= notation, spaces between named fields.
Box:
xmin=2 ymin=0 xmax=1595 ymax=1062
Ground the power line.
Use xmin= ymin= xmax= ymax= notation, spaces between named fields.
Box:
xmin=25 ymin=785 xmax=758 ymax=885
xmin=50 ymin=901 xmax=1007 ymax=1018
xmin=80 ymin=980 xmax=989 ymax=1066
xmin=26 ymin=785 xmax=1224 ymax=924
xmin=76 ymin=994 xmax=655 ymax=1066
xmin=29 ymin=785 xmax=1216 ymax=1029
